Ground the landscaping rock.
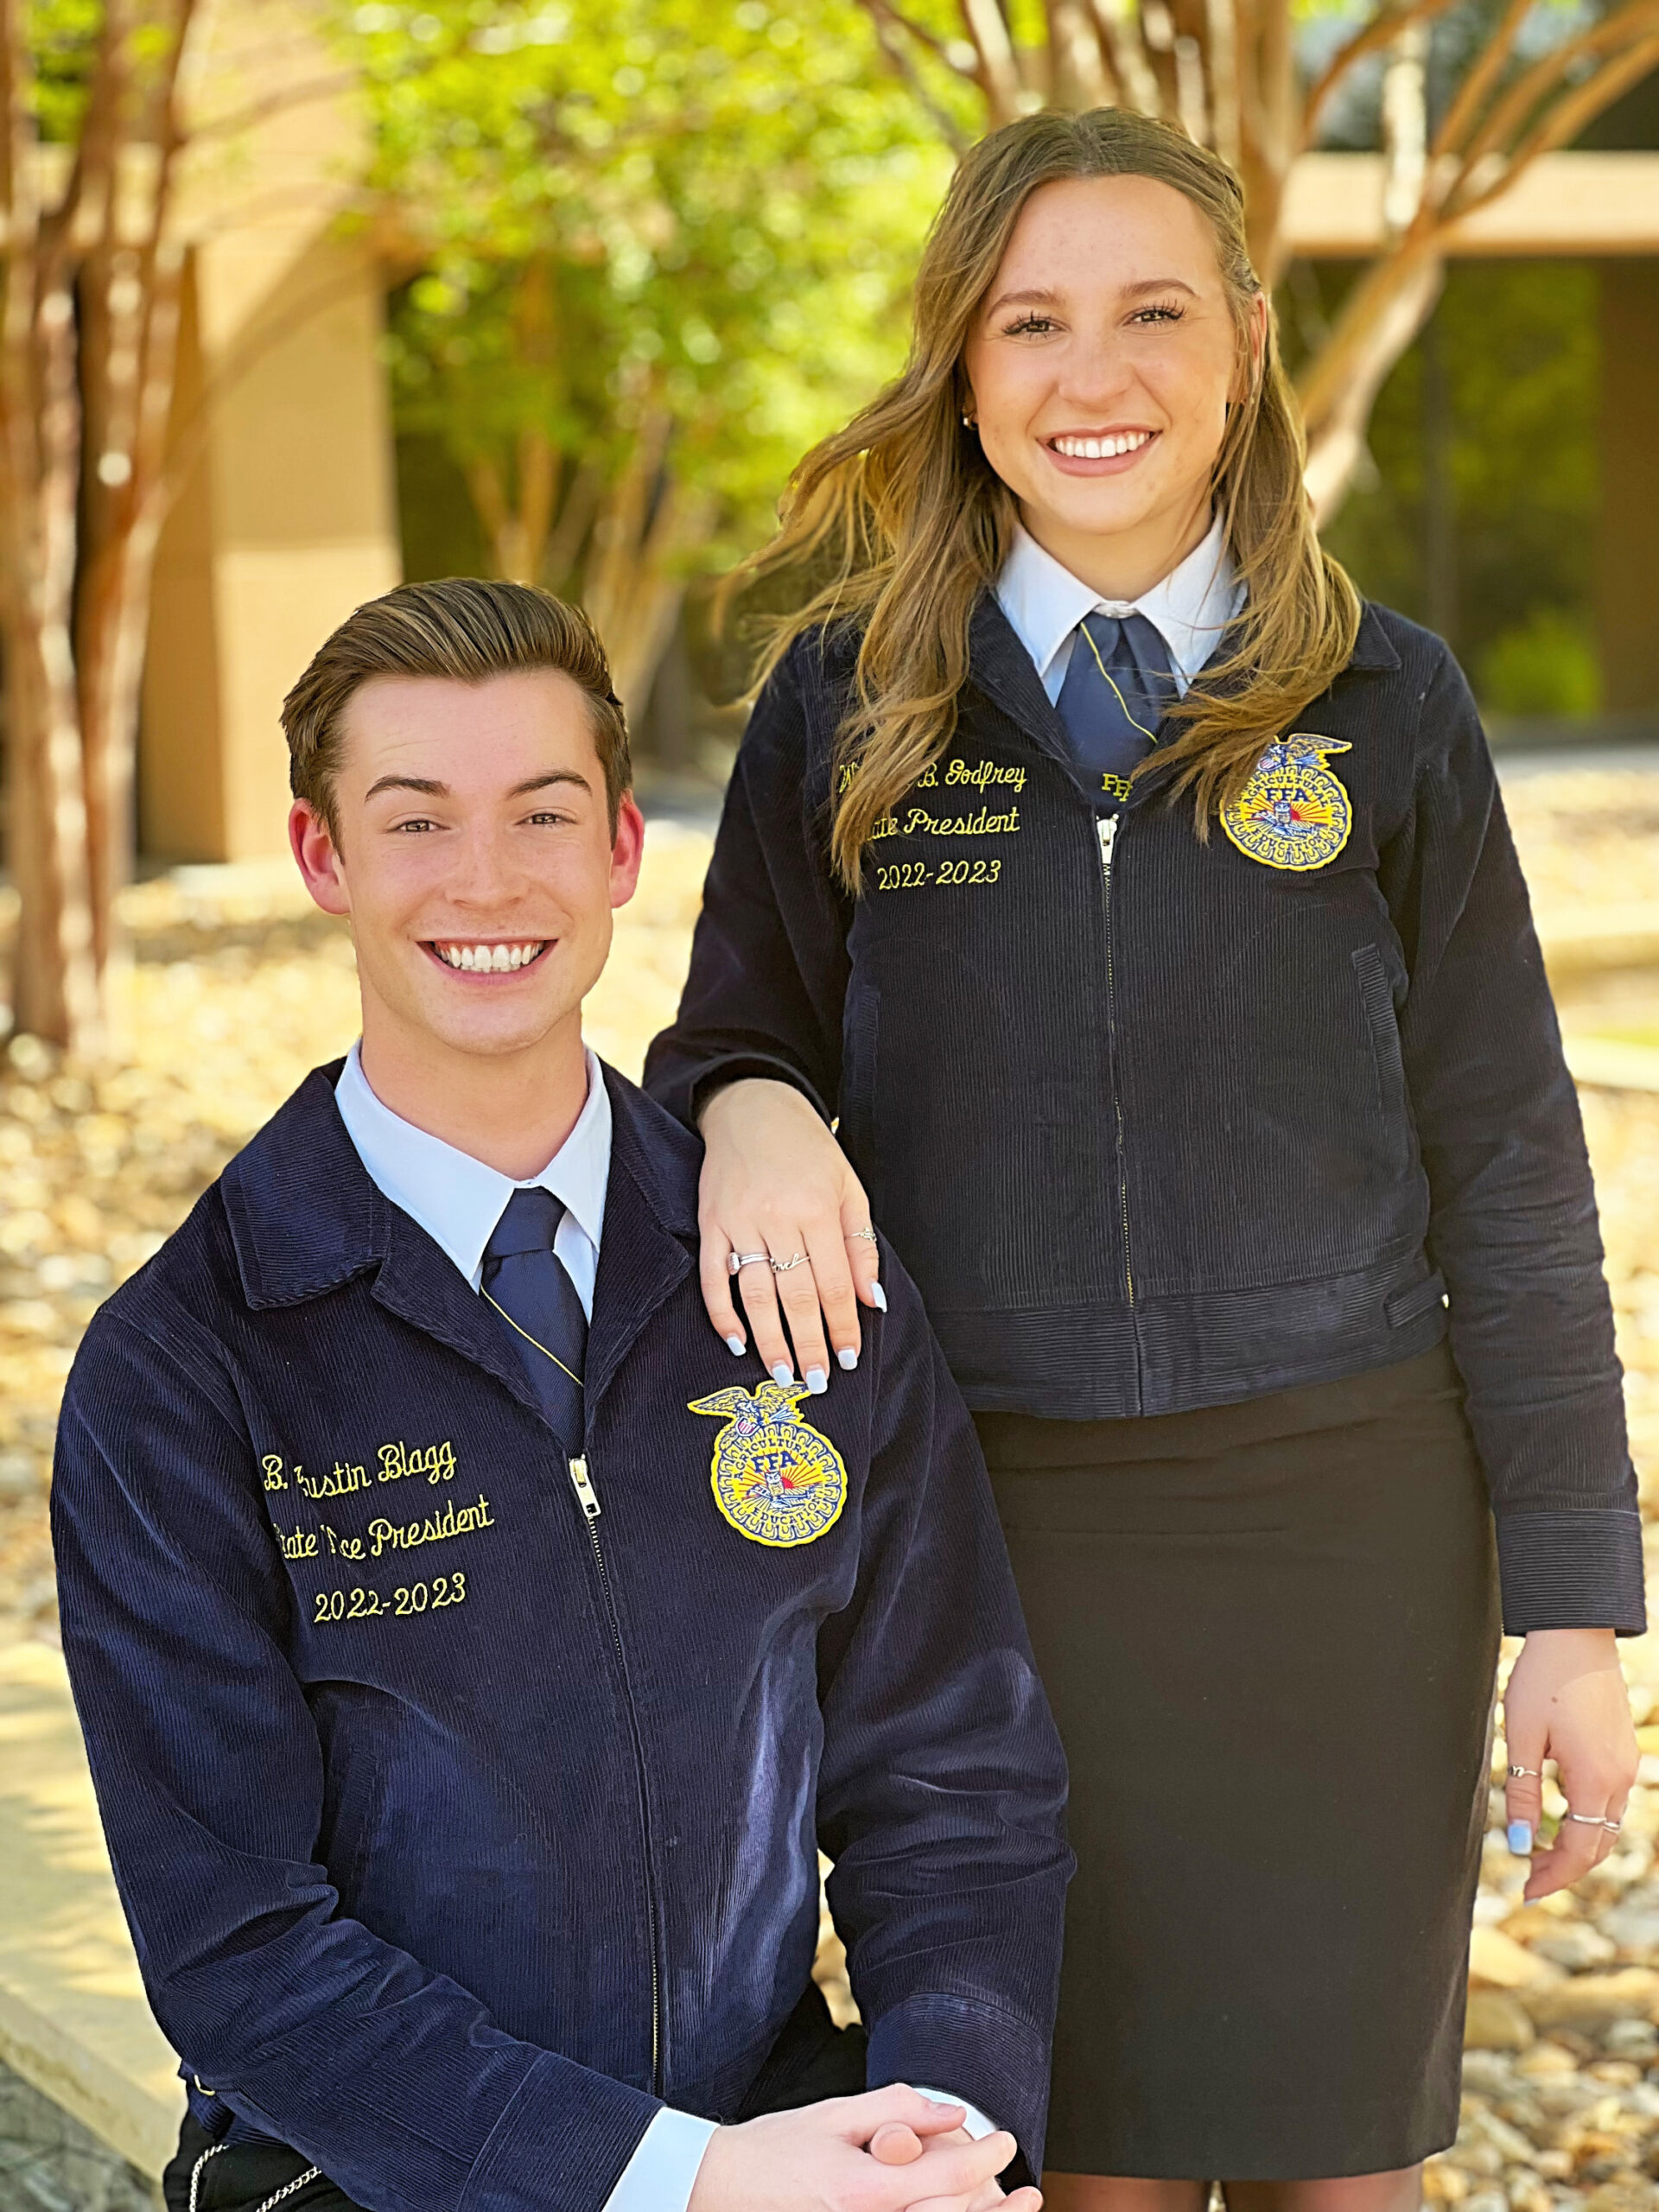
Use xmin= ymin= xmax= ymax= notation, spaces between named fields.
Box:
xmin=1466 ymin=1990 xmax=1537 ymax=2050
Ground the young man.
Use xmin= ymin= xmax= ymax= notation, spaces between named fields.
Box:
xmin=51 ymin=582 xmax=1069 ymax=2212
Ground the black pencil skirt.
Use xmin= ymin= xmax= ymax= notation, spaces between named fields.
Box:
xmin=976 ymin=1342 xmax=1501 ymax=2181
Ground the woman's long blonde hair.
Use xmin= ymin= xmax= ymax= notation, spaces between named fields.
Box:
xmin=734 ymin=106 xmax=1362 ymax=889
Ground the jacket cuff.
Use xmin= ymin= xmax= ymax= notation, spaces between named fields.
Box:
xmin=1496 ymin=1508 xmax=1648 ymax=1637
xmin=458 ymin=2050 xmax=661 ymax=2212
xmin=865 ymin=1994 xmax=1050 ymax=2183
xmin=688 ymin=1055 xmax=833 ymax=1128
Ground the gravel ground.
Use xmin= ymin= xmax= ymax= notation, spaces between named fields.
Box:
xmin=1 ymin=783 xmax=1658 ymax=2202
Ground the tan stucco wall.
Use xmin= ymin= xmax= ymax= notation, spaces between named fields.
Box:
xmin=137 ymin=0 xmax=400 ymax=863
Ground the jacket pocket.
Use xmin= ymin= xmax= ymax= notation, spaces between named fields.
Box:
xmin=1352 ymin=942 xmax=1408 ymax=1127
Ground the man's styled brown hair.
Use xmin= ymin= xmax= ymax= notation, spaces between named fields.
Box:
xmin=282 ymin=578 xmax=632 ymax=834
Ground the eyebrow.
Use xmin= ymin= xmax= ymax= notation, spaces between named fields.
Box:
xmin=363 ymin=768 xmax=594 ymax=803
xmin=983 ymin=276 xmax=1199 ymax=318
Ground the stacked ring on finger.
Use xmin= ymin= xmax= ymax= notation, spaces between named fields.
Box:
xmin=1508 ymin=1764 xmax=1541 ymax=1780
xmin=1564 ymin=1810 xmax=1612 ymax=1827
xmin=846 ymin=1228 xmax=879 ymax=1246
xmin=728 ymin=1250 xmax=770 ymax=1274
xmin=770 ymin=1252 xmax=810 ymax=1274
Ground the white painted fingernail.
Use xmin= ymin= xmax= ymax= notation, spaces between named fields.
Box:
xmin=805 ymin=1367 xmax=829 ymax=1395
xmin=771 ymin=1363 xmax=796 ymax=1388
xmin=837 ymin=1347 xmax=858 ymax=1370
xmin=726 ymin=1334 xmax=746 ymax=1357
xmin=872 ymin=1282 xmax=887 ymax=1313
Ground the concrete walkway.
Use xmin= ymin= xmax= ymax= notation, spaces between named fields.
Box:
xmin=0 ymin=1640 xmax=180 ymax=2179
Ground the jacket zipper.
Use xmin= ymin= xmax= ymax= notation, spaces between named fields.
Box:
xmin=1096 ymin=815 xmax=1136 ymax=1309
xmin=567 ymin=1452 xmax=663 ymax=2094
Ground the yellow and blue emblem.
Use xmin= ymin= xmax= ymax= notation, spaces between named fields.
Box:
xmin=688 ymin=1381 xmax=849 ymax=1548
xmin=1221 ymin=734 xmax=1353 ymax=872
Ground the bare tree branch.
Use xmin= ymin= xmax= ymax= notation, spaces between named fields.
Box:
xmin=1450 ymin=29 xmax=1659 ymax=219
xmin=1450 ymin=0 xmax=1659 ymax=182
xmin=1427 ymin=0 xmax=1530 ymax=162
xmin=1300 ymin=0 xmax=1465 ymax=148
xmin=960 ymin=0 xmax=1026 ymax=120
xmin=853 ymin=0 xmax=974 ymax=147
xmin=1088 ymin=0 xmax=1162 ymax=112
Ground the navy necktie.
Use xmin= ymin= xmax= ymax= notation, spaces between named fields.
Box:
xmin=481 ymin=1187 xmax=587 ymax=1447
xmin=1054 ymin=611 xmax=1178 ymax=816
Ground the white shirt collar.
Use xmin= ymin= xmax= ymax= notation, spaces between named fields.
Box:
xmin=334 ymin=1042 xmax=612 ymax=1296
xmin=995 ymin=510 xmax=1242 ymax=698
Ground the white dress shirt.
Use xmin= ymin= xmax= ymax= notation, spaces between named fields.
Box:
xmin=333 ymin=1046 xmax=993 ymax=2209
xmin=334 ymin=1043 xmax=609 ymax=1315
xmin=995 ymin=508 xmax=1243 ymax=702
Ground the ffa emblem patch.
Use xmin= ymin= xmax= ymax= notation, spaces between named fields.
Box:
xmin=1221 ymin=735 xmax=1354 ymax=872
xmin=688 ymin=1381 xmax=849 ymax=1548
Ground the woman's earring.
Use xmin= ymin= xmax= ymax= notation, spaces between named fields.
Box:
xmin=962 ymin=412 xmax=975 ymax=429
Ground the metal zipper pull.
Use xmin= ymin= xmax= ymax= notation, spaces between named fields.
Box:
xmin=1096 ymin=812 xmax=1119 ymax=881
xmin=568 ymin=1454 xmax=601 ymax=1520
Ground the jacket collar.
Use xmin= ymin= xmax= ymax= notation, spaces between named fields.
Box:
xmin=967 ymin=591 xmax=1079 ymax=777
xmin=1347 ymin=601 xmax=1403 ymax=673
xmin=220 ymin=1060 xmax=701 ymax=1423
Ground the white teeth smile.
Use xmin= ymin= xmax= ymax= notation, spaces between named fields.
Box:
xmin=433 ymin=942 xmax=547 ymax=974
xmin=1052 ymin=430 xmax=1154 ymax=460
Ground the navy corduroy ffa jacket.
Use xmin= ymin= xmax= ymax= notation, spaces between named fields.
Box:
xmin=51 ymin=1065 xmax=1070 ymax=2212
xmin=644 ymin=597 xmax=1643 ymax=1637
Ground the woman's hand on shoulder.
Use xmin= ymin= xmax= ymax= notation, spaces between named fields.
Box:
xmin=696 ymin=1078 xmax=883 ymax=1392
xmin=1503 ymin=1628 xmax=1639 ymax=1902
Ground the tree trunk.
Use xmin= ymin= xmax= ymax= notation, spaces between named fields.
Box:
xmin=3 ymin=0 xmax=200 ymax=1050
xmin=1298 ymin=239 xmax=1444 ymax=523
xmin=580 ymin=411 xmax=719 ymax=717
xmin=3 ymin=270 xmax=104 ymax=1053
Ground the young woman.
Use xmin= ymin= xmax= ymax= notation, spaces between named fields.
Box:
xmin=645 ymin=108 xmax=1643 ymax=2209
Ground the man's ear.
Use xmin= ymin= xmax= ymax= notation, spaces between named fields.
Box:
xmin=609 ymin=793 xmax=646 ymax=912
xmin=290 ymin=799 xmax=351 ymax=918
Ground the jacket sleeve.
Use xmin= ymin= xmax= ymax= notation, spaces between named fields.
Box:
xmin=1382 ymin=646 xmax=1643 ymax=1636
xmin=813 ymin=1251 xmax=1071 ymax=2181
xmin=51 ymin=1312 xmax=661 ymax=2212
xmin=642 ymin=639 xmax=853 ymax=1127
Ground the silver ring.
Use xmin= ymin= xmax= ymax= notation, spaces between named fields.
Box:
xmin=847 ymin=1228 xmax=879 ymax=1245
xmin=728 ymin=1250 xmax=769 ymax=1274
xmin=1605 ymin=1819 xmax=1624 ymax=1834
xmin=1508 ymin=1764 xmax=1541 ymax=1779
xmin=1563 ymin=1810 xmax=1608 ymax=1827
xmin=770 ymin=1251 xmax=810 ymax=1274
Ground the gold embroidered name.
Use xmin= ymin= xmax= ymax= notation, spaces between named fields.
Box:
xmin=378 ymin=1440 xmax=457 ymax=1486
xmin=915 ymin=759 xmax=1027 ymax=794
xmin=296 ymin=1461 xmax=372 ymax=1501
xmin=365 ymin=1493 xmax=495 ymax=1558
xmin=263 ymin=1455 xmax=288 ymax=1492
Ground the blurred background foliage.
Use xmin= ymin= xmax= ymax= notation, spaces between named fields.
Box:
xmin=340 ymin=0 xmax=950 ymax=713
